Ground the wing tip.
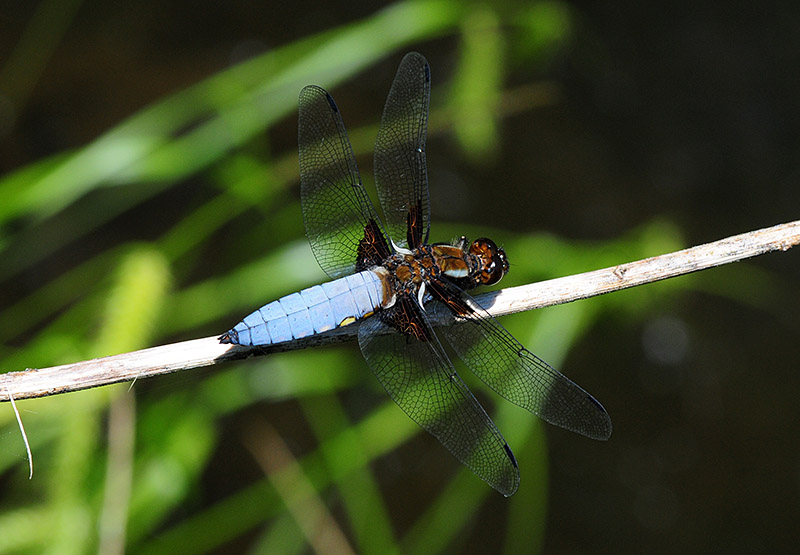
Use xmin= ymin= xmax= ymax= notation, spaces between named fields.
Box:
xmin=586 ymin=394 xmax=613 ymax=440
xmin=298 ymin=85 xmax=339 ymax=114
xmin=323 ymin=91 xmax=338 ymax=112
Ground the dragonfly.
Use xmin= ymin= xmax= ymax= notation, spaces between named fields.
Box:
xmin=220 ymin=52 xmax=611 ymax=496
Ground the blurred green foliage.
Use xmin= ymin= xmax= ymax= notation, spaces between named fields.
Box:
xmin=0 ymin=0 xmax=768 ymax=553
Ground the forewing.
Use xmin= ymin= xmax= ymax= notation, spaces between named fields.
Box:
xmin=374 ymin=52 xmax=431 ymax=249
xmin=299 ymin=85 xmax=390 ymax=278
xmin=358 ymin=297 xmax=520 ymax=496
xmin=428 ymin=280 xmax=612 ymax=440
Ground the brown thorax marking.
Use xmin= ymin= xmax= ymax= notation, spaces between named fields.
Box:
xmin=372 ymin=235 xmax=507 ymax=312
xmin=384 ymin=244 xmax=443 ymax=295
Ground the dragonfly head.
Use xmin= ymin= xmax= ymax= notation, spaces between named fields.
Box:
xmin=470 ymin=237 xmax=509 ymax=286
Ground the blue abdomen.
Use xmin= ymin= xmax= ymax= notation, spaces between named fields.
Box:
xmin=220 ymin=270 xmax=384 ymax=346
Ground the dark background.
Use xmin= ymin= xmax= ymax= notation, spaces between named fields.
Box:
xmin=1 ymin=1 xmax=799 ymax=552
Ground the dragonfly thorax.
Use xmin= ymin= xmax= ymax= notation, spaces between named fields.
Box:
xmin=378 ymin=236 xmax=509 ymax=304
xmin=382 ymin=245 xmax=442 ymax=296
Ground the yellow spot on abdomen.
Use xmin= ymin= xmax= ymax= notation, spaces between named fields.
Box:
xmin=339 ymin=316 xmax=357 ymax=327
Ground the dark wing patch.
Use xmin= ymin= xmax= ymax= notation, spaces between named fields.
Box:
xmin=426 ymin=277 xmax=473 ymax=317
xmin=356 ymin=218 xmax=392 ymax=271
xmin=380 ymin=295 xmax=433 ymax=341
xmin=406 ymin=197 xmax=425 ymax=250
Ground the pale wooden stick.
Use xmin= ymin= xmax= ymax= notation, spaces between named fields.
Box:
xmin=1 ymin=220 xmax=798 ymax=402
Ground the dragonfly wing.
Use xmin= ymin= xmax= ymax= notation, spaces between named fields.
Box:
xmin=298 ymin=85 xmax=391 ymax=278
xmin=373 ymin=52 xmax=431 ymax=250
xmin=427 ymin=280 xmax=612 ymax=440
xmin=358 ymin=296 xmax=520 ymax=496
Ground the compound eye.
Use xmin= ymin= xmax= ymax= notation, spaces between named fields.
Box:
xmin=470 ymin=238 xmax=509 ymax=286
xmin=493 ymin=246 xmax=509 ymax=282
